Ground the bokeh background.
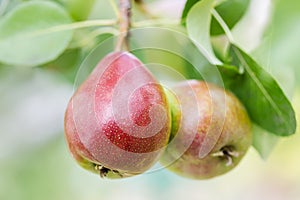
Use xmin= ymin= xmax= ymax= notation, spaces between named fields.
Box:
xmin=0 ymin=0 xmax=300 ymax=200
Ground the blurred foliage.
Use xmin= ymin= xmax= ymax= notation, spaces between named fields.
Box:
xmin=253 ymin=0 xmax=300 ymax=84
xmin=0 ymin=138 xmax=73 ymax=200
xmin=58 ymin=0 xmax=96 ymax=21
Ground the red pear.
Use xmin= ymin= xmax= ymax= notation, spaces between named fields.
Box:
xmin=160 ymin=80 xmax=252 ymax=179
xmin=64 ymin=52 xmax=171 ymax=178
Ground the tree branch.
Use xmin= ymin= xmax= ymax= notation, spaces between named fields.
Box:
xmin=115 ymin=0 xmax=131 ymax=51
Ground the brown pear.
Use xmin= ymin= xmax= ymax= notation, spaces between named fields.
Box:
xmin=160 ymin=80 xmax=252 ymax=179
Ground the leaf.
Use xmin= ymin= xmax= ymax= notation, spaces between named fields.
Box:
xmin=227 ymin=44 xmax=296 ymax=136
xmin=181 ymin=0 xmax=199 ymax=24
xmin=210 ymin=0 xmax=250 ymax=35
xmin=252 ymin=124 xmax=279 ymax=160
xmin=186 ymin=0 xmax=222 ymax=65
xmin=216 ymin=64 xmax=241 ymax=88
xmin=59 ymin=0 xmax=96 ymax=21
xmin=182 ymin=0 xmax=250 ymax=35
xmin=0 ymin=1 xmax=73 ymax=67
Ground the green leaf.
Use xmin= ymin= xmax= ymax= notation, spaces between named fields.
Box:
xmin=181 ymin=0 xmax=199 ymax=24
xmin=182 ymin=0 xmax=250 ymax=35
xmin=216 ymin=64 xmax=240 ymax=85
xmin=186 ymin=0 xmax=222 ymax=65
xmin=252 ymin=124 xmax=279 ymax=160
xmin=58 ymin=0 xmax=96 ymax=21
xmin=210 ymin=0 xmax=250 ymax=35
xmin=0 ymin=1 xmax=73 ymax=67
xmin=227 ymin=44 xmax=296 ymax=136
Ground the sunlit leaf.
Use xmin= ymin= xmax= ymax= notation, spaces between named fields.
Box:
xmin=186 ymin=0 xmax=222 ymax=65
xmin=0 ymin=1 xmax=73 ymax=67
xmin=227 ymin=44 xmax=296 ymax=136
xmin=182 ymin=0 xmax=250 ymax=35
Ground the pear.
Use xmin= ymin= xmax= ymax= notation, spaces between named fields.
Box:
xmin=160 ymin=80 xmax=252 ymax=179
xmin=64 ymin=52 xmax=171 ymax=178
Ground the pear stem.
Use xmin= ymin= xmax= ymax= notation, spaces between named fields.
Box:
xmin=115 ymin=0 xmax=131 ymax=51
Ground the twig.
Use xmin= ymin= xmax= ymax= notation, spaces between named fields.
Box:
xmin=115 ymin=0 xmax=131 ymax=51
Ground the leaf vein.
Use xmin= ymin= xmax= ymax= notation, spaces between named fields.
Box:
xmin=233 ymin=47 xmax=288 ymax=129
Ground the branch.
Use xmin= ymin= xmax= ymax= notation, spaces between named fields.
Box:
xmin=115 ymin=0 xmax=131 ymax=51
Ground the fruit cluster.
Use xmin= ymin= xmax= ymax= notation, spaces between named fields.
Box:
xmin=64 ymin=51 xmax=252 ymax=180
